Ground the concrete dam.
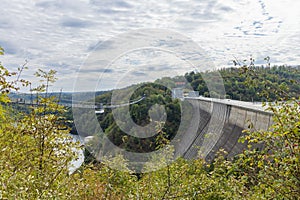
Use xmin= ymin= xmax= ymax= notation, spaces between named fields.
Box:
xmin=72 ymin=96 xmax=274 ymax=171
xmin=174 ymin=97 xmax=273 ymax=161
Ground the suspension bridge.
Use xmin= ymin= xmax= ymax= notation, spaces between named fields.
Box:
xmin=8 ymin=94 xmax=146 ymax=113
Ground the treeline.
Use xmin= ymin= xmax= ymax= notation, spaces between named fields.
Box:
xmin=185 ymin=65 xmax=300 ymax=101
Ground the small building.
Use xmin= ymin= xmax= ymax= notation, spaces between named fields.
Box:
xmin=172 ymin=88 xmax=184 ymax=99
xmin=175 ymin=81 xmax=186 ymax=87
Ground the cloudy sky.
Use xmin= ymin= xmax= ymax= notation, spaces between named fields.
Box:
xmin=0 ymin=0 xmax=299 ymax=91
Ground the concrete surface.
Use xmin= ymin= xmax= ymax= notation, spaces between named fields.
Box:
xmin=177 ymin=97 xmax=273 ymax=161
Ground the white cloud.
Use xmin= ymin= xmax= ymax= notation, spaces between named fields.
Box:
xmin=0 ymin=0 xmax=299 ymax=91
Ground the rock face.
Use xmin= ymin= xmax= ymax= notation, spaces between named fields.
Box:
xmin=175 ymin=97 xmax=273 ymax=161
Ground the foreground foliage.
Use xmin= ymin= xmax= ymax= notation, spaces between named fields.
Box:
xmin=0 ymin=66 xmax=81 ymax=198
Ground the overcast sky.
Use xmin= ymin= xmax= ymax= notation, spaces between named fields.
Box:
xmin=0 ymin=0 xmax=299 ymax=91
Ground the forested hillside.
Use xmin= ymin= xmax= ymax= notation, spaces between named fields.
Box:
xmin=81 ymin=83 xmax=181 ymax=153
xmin=185 ymin=65 xmax=300 ymax=101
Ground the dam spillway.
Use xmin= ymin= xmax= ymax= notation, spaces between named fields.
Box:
xmin=175 ymin=97 xmax=273 ymax=161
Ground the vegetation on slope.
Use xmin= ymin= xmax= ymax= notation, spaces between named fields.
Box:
xmin=185 ymin=65 xmax=300 ymax=101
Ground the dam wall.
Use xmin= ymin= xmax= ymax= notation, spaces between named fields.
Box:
xmin=177 ymin=97 xmax=273 ymax=161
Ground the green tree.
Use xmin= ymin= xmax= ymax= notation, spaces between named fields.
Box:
xmin=0 ymin=51 xmax=81 ymax=198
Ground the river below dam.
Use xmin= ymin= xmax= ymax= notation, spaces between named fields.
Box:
xmin=69 ymin=134 xmax=85 ymax=174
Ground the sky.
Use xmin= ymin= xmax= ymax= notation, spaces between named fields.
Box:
xmin=0 ymin=0 xmax=299 ymax=92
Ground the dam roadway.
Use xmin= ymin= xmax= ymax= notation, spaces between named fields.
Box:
xmin=175 ymin=97 xmax=273 ymax=161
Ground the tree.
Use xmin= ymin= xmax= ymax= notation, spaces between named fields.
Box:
xmin=227 ymin=57 xmax=300 ymax=199
xmin=0 ymin=50 xmax=81 ymax=198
